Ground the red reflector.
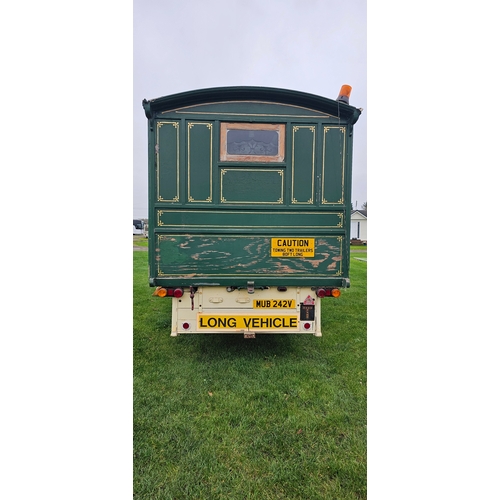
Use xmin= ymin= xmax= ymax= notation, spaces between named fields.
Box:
xmin=303 ymin=322 xmax=311 ymax=330
xmin=182 ymin=322 xmax=190 ymax=330
xmin=163 ymin=288 xmax=185 ymax=297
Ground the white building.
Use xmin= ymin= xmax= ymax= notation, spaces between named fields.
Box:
xmin=350 ymin=210 xmax=367 ymax=242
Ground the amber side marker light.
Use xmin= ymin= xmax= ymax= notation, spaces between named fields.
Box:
xmin=332 ymin=288 xmax=341 ymax=298
xmin=153 ymin=287 xmax=168 ymax=297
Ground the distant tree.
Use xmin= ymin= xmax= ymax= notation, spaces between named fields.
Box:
xmin=361 ymin=202 xmax=367 ymax=212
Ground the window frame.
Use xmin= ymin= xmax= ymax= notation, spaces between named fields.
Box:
xmin=220 ymin=122 xmax=285 ymax=163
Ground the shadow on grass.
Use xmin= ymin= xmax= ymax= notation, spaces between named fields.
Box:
xmin=171 ymin=332 xmax=317 ymax=361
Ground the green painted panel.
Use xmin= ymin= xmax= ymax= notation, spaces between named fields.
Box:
xmin=156 ymin=209 xmax=344 ymax=231
xmin=291 ymin=125 xmax=316 ymax=204
xmin=155 ymin=234 xmax=343 ymax=279
xmin=322 ymin=126 xmax=345 ymax=205
xmin=220 ymin=169 xmax=284 ymax=204
xmin=165 ymin=101 xmax=334 ymax=118
xmin=156 ymin=121 xmax=180 ymax=202
xmin=187 ymin=122 xmax=213 ymax=203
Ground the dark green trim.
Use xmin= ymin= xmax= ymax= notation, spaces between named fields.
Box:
xmin=143 ymin=86 xmax=361 ymax=124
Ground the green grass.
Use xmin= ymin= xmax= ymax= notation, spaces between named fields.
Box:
xmin=350 ymin=246 xmax=367 ymax=260
xmin=134 ymin=236 xmax=149 ymax=247
xmin=134 ymin=251 xmax=366 ymax=499
xmin=351 ymin=253 xmax=367 ymax=260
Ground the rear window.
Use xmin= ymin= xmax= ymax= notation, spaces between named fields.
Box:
xmin=220 ymin=122 xmax=285 ymax=162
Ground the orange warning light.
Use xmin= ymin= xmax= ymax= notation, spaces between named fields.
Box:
xmin=337 ymin=85 xmax=352 ymax=104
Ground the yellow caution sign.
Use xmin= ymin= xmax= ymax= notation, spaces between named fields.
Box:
xmin=271 ymin=238 xmax=315 ymax=258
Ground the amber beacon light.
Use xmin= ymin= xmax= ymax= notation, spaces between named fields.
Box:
xmin=337 ymin=85 xmax=352 ymax=104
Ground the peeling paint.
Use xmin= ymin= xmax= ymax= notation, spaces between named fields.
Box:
xmin=156 ymin=235 xmax=344 ymax=278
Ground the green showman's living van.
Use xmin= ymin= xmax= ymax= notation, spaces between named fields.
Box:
xmin=142 ymin=86 xmax=362 ymax=337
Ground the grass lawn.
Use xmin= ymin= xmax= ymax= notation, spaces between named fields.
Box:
xmin=133 ymin=235 xmax=149 ymax=247
xmin=350 ymin=246 xmax=367 ymax=261
xmin=134 ymin=250 xmax=367 ymax=499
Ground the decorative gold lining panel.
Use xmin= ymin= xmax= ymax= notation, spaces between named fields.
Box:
xmin=291 ymin=125 xmax=316 ymax=205
xmin=220 ymin=169 xmax=284 ymax=204
xmin=156 ymin=121 xmax=180 ymax=203
xmin=156 ymin=209 xmax=344 ymax=229
xmin=321 ymin=126 xmax=346 ymax=205
xmin=187 ymin=122 xmax=213 ymax=203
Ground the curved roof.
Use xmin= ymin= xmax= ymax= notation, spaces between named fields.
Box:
xmin=142 ymin=86 xmax=362 ymax=124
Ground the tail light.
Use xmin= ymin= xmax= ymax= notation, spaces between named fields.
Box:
xmin=153 ymin=287 xmax=185 ymax=298
xmin=315 ymin=287 xmax=341 ymax=298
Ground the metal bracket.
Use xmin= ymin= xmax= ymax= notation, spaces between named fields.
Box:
xmin=190 ymin=286 xmax=196 ymax=310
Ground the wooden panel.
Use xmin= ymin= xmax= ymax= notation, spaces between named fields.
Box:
xmin=322 ymin=126 xmax=345 ymax=205
xmin=156 ymin=234 xmax=343 ymax=278
xmin=291 ymin=125 xmax=316 ymax=204
xmin=220 ymin=169 xmax=284 ymax=204
xmin=156 ymin=209 xmax=344 ymax=231
xmin=187 ymin=122 xmax=213 ymax=202
xmin=156 ymin=121 xmax=180 ymax=202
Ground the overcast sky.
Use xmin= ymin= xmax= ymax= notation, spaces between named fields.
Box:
xmin=133 ymin=0 xmax=367 ymax=219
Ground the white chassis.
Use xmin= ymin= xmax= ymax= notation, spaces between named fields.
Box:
xmin=171 ymin=286 xmax=322 ymax=337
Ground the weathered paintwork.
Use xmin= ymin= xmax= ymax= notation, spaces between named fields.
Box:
xmin=143 ymin=87 xmax=361 ymax=289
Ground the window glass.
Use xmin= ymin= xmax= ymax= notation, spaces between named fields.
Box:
xmin=227 ymin=129 xmax=279 ymax=156
xmin=220 ymin=123 xmax=285 ymax=162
